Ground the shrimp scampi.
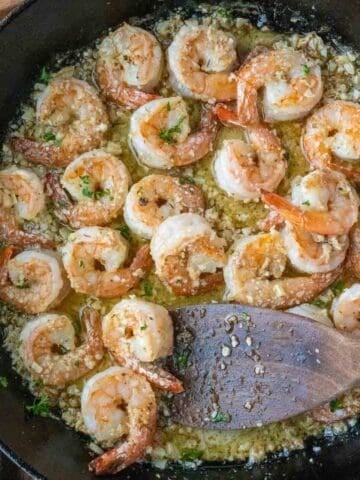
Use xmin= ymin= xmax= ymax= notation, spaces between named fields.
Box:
xmin=103 ymin=299 xmax=183 ymax=392
xmin=46 ymin=150 xmax=130 ymax=228
xmin=62 ymin=227 xmax=153 ymax=298
xmin=11 ymin=78 xmax=109 ymax=167
xmin=129 ymin=97 xmax=218 ymax=169
xmin=150 ymin=213 xmax=227 ymax=295
xmin=97 ymin=24 xmax=163 ymax=109
xmin=167 ymin=24 xmax=237 ymax=102
xmin=224 ymin=232 xmax=342 ymax=308
xmin=82 ymin=366 xmax=156 ymax=474
xmin=20 ymin=307 xmax=104 ymax=386
xmin=124 ymin=174 xmax=205 ymax=238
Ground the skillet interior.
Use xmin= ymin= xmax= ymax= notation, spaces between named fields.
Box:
xmin=1 ymin=0 xmax=360 ymax=478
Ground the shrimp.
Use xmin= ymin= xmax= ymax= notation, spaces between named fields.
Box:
xmin=97 ymin=24 xmax=163 ymax=109
xmin=302 ymin=101 xmax=360 ymax=176
xmin=331 ymin=284 xmax=360 ymax=331
xmin=262 ymin=169 xmax=359 ymax=236
xmin=167 ymin=24 xmax=237 ymax=102
xmin=82 ymin=366 xmax=156 ymax=474
xmin=224 ymin=231 xmax=342 ymax=309
xmin=0 ymin=167 xmax=53 ymax=248
xmin=0 ymin=248 xmax=70 ymax=314
xmin=287 ymin=303 xmax=333 ymax=327
xmin=227 ymin=48 xmax=322 ymax=125
xmin=348 ymin=222 xmax=360 ymax=279
xmin=102 ymin=299 xmax=183 ymax=393
xmin=282 ymin=223 xmax=348 ymax=274
xmin=213 ymin=125 xmax=286 ymax=200
xmin=124 ymin=174 xmax=205 ymax=239
xmin=62 ymin=227 xmax=153 ymax=298
xmin=20 ymin=307 xmax=104 ymax=386
xmin=150 ymin=213 xmax=227 ymax=295
xmin=129 ymin=97 xmax=218 ymax=169
xmin=11 ymin=78 xmax=109 ymax=167
xmin=45 ymin=150 xmax=130 ymax=229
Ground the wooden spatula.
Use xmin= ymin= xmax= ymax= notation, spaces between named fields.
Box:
xmin=168 ymin=304 xmax=360 ymax=430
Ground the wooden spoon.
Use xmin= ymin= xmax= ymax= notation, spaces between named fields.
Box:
xmin=168 ymin=304 xmax=360 ymax=430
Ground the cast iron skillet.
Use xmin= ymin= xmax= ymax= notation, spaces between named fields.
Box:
xmin=1 ymin=0 xmax=360 ymax=478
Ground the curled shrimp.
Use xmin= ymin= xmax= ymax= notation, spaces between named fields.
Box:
xmin=0 ymin=167 xmax=52 ymax=248
xmin=62 ymin=226 xmax=153 ymax=298
xmin=213 ymin=125 xmax=286 ymax=200
xmin=103 ymin=299 xmax=183 ymax=393
xmin=11 ymin=78 xmax=109 ymax=167
xmin=97 ymin=24 xmax=163 ymax=109
xmin=0 ymin=247 xmax=70 ymax=314
xmin=124 ymin=174 xmax=205 ymax=239
xmin=330 ymin=284 xmax=360 ymax=331
xmin=150 ymin=213 xmax=226 ymax=295
xmin=20 ymin=307 xmax=104 ymax=386
xmin=262 ymin=170 xmax=359 ymax=236
xmin=302 ymin=101 xmax=360 ymax=177
xmin=221 ymin=48 xmax=322 ymax=126
xmin=45 ymin=150 xmax=130 ymax=229
xmin=224 ymin=231 xmax=342 ymax=309
xmin=129 ymin=97 xmax=218 ymax=169
xmin=82 ymin=366 xmax=156 ymax=475
xmin=167 ymin=24 xmax=237 ymax=102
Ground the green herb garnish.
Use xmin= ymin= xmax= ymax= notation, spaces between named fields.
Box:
xmin=166 ymin=102 xmax=171 ymax=112
xmin=0 ymin=376 xmax=8 ymax=388
xmin=302 ymin=64 xmax=310 ymax=75
xmin=159 ymin=116 xmax=185 ymax=144
xmin=331 ymin=280 xmax=345 ymax=295
xmin=40 ymin=67 xmax=52 ymax=84
xmin=239 ymin=311 xmax=250 ymax=321
xmin=81 ymin=186 xmax=93 ymax=198
xmin=216 ymin=7 xmax=232 ymax=19
xmin=26 ymin=396 xmax=51 ymax=417
xmin=57 ymin=345 xmax=70 ymax=355
xmin=79 ymin=260 xmax=85 ymax=268
xmin=181 ymin=448 xmax=204 ymax=462
xmin=117 ymin=224 xmax=131 ymax=240
xmin=16 ymin=281 xmax=29 ymax=289
xmin=143 ymin=280 xmax=153 ymax=296
xmin=211 ymin=411 xmax=231 ymax=423
xmin=179 ymin=176 xmax=196 ymax=185
xmin=302 ymin=200 xmax=311 ymax=206
xmin=174 ymin=349 xmax=190 ymax=369
xmin=80 ymin=175 xmax=90 ymax=184
xmin=313 ymin=298 xmax=328 ymax=309
xmin=140 ymin=323 xmax=148 ymax=331
xmin=330 ymin=398 xmax=343 ymax=412
xmin=43 ymin=131 xmax=61 ymax=147
xmin=94 ymin=188 xmax=111 ymax=200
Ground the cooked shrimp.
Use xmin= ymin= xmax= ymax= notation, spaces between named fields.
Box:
xmin=224 ymin=232 xmax=342 ymax=308
xmin=302 ymin=101 xmax=360 ymax=176
xmin=331 ymin=284 xmax=360 ymax=331
xmin=103 ymin=299 xmax=183 ymax=393
xmin=228 ymin=48 xmax=322 ymax=125
xmin=150 ymin=213 xmax=226 ymax=295
xmin=11 ymin=78 xmax=109 ymax=167
xmin=82 ymin=366 xmax=156 ymax=474
xmin=287 ymin=303 xmax=333 ymax=327
xmin=124 ymin=174 xmax=205 ymax=238
xmin=282 ymin=223 xmax=348 ymax=274
xmin=167 ymin=24 xmax=237 ymax=102
xmin=129 ymin=97 xmax=218 ymax=169
xmin=213 ymin=125 xmax=286 ymax=200
xmin=45 ymin=150 xmax=130 ymax=229
xmin=62 ymin=227 xmax=153 ymax=298
xmin=20 ymin=307 xmax=104 ymax=386
xmin=0 ymin=248 xmax=69 ymax=314
xmin=262 ymin=170 xmax=359 ymax=236
xmin=97 ymin=24 xmax=163 ymax=109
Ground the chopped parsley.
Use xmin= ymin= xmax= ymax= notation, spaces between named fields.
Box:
xmin=80 ymin=175 xmax=90 ymax=184
xmin=94 ymin=188 xmax=111 ymax=200
xmin=239 ymin=311 xmax=251 ymax=321
xmin=140 ymin=323 xmax=148 ymax=331
xmin=57 ymin=344 xmax=70 ymax=355
xmin=330 ymin=398 xmax=343 ymax=412
xmin=211 ymin=410 xmax=231 ymax=423
xmin=179 ymin=176 xmax=196 ymax=185
xmin=80 ymin=175 xmax=110 ymax=200
xmin=174 ymin=349 xmax=191 ymax=369
xmin=81 ymin=185 xmax=93 ymax=198
xmin=43 ymin=131 xmax=61 ymax=147
xmin=40 ymin=67 xmax=52 ymax=84
xmin=143 ymin=280 xmax=153 ymax=296
xmin=331 ymin=280 xmax=345 ymax=295
xmin=79 ymin=260 xmax=85 ymax=268
xmin=117 ymin=224 xmax=131 ymax=240
xmin=0 ymin=376 xmax=8 ymax=388
xmin=166 ymin=102 xmax=171 ymax=112
xmin=216 ymin=7 xmax=232 ymax=19
xmin=16 ymin=281 xmax=30 ymax=289
xmin=26 ymin=396 xmax=51 ymax=417
xmin=302 ymin=64 xmax=310 ymax=75
xmin=302 ymin=200 xmax=311 ymax=206
xmin=159 ymin=116 xmax=185 ymax=144
xmin=313 ymin=298 xmax=328 ymax=309
xmin=181 ymin=448 xmax=204 ymax=462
